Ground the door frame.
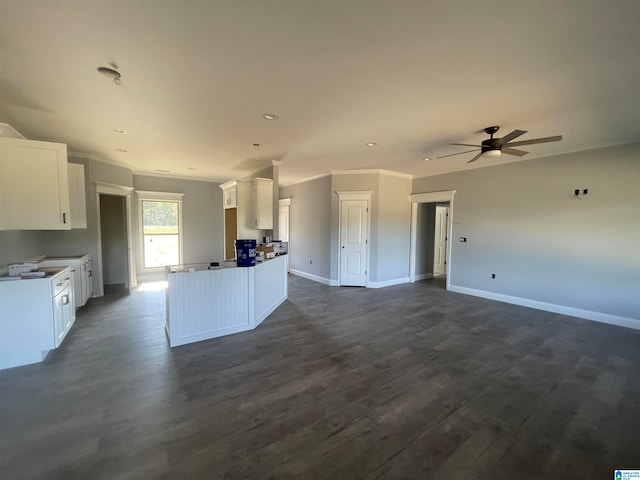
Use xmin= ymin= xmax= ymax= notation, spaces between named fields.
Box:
xmin=95 ymin=182 xmax=136 ymax=296
xmin=409 ymin=190 xmax=456 ymax=289
xmin=336 ymin=190 xmax=372 ymax=287
xmin=278 ymin=198 xmax=291 ymax=272
xmin=433 ymin=204 xmax=450 ymax=275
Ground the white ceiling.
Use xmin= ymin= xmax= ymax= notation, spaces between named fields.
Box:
xmin=1 ymin=1 xmax=639 ymax=185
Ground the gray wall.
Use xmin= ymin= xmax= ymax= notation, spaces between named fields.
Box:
xmin=416 ymin=203 xmax=435 ymax=277
xmin=412 ymin=142 xmax=640 ymax=320
xmin=99 ymin=194 xmax=127 ymax=285
xmin=281 ymin=172 xmax=412 ymax=285
xmin=39 ymin=156 xmax=134 ymax=294
xmin=0 ymin=230 xmax=42 ymax=270
xmin=133 ymin=175 xmax=224 ymax=276
xmin=280 ymin=175 xmax=332 ymax=280
xmin=374 ymin=174 xmax=411 ymax=282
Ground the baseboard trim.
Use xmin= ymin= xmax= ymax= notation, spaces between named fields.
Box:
xmin=368 ymin=277 xmax=410 ymax=289
xmin=290 ymin=269 xmax=338 ymax=286
xmin=448 ymin=284 xmax=640 ymax=331
xmin=414 ymin=273 xmax=434 ymax=282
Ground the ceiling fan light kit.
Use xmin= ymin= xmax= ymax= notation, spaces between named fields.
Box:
xmin=436 ymin=126 xmax=563 ymax=163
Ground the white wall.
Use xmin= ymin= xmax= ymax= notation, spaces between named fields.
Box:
xmin=0 ymin=230 xmax=42 ymax=271
xmin=412 ymin=142 xmax=640 ymax=323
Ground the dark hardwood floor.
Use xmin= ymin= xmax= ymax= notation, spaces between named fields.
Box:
xmin=1 ymin=275 xmax=639 ymax=479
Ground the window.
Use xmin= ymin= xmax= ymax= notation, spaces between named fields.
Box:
xmin=137 ymin=191 xmax=184 ymax=269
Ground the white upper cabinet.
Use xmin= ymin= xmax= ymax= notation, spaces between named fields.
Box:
xmin=249 ymin=178 xmax=273 ymax=230
xmin=224 ymin=185 xmax=237 ymax=209
xmin=67 ymin=162 xmax=87 ymax=228
xmin=0 ymin=138 xmax=70 ymax=230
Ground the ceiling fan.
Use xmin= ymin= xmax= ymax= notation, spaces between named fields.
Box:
xmin=437 ymin=126 xmax=563 ymax=163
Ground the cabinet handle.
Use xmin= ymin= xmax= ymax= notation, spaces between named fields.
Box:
xmin=56 ymin=282 xmax=63 ymax=287
xmin=62 ymin=294 xmax=69 ymax=305
xmin=63 ymin=213 xmax=67 ymax=224
xmin=71 ymin=269 xmax=76 ymax=273
xmin=88 ymin=271 xmax=92 ymax=277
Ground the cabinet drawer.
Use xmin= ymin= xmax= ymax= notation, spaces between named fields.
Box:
xmin=53 ymin=273 xmax=72 ymax=296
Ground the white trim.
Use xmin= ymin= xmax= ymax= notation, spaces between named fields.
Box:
xmin=280 ymin=172 xmax=331 ymax=188
xmin=331 ymin=169 xmax=413 ymax=179
xmin=95 ymin=186 xmax=136 ymax=296
xmin=368 ymin=277 xmax=410 ymax=289
xmin=137 ymin=193 xmax=184 ymax=273
xmin=336 ymin=191 xmax=372 ymax=287
xmin=135 ymin=190 xmax=184 ymax=201
xmin=279 ymin=197 xmax=292 ymax=206
xmin=410 ymin=190 xmax=455 ymax=204
xmin=134 ymin=171 xmax=227 ymax=183
xmin=69 ymin=151 xmax=134 ymax=171
xmin=95 ymin=181 xmax=134 ymax=196
xmin=290 ymin=269 xmax=338 ymax=286
xmin=448 ymin=284 xmax=640 ymax=331
xmin=409 ymin=190 xmax=456 ymax=291
xmin=414 ymin=273 xmax=434 ymax=281
xmin=271 ymin=160 xmax=283 ymax=166
xmin=335 ymin=190 xmax=374 ymax=200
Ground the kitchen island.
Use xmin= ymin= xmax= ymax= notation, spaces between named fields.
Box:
xmin=164 ymin=255 xmax=287 ymax=347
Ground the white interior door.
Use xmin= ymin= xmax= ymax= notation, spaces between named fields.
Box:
xmin=339 ymin=199 xmax=368 ymax=286
xmin=434 ymin=205 xmax=449 ymax=275
xmin=278 ymin=199 xmax=290 ymax=272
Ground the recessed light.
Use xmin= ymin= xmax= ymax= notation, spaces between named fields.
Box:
xmin=366 ymin=142 xmax=378 ymax=147
xmin=116 ymin=148 xmax=128 ymax=153
xmin=155 ymin=169 xmax=171 ymax=173
xmin=263 ymin=113 xmax=279 ymax=120
xmin=112 ymin=129 xmax=127 ymax=134
xmin=423 ymin=157 xmax=432 ymax=161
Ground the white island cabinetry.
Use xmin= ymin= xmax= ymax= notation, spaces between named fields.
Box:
xmin=165 ymin=255 xmax=287 ymax=347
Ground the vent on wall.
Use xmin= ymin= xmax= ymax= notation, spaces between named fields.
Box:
xmin=0 ymin=123 xmax=26 ymax=139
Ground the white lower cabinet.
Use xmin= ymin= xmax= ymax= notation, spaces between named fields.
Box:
xmin=38 ymin=254 xmax=92 ymax=309
xmin=0 ymin=267 xmax=76 ymax=370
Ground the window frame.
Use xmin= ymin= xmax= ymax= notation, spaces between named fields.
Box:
xmin=136 ymin=190 xmax=185 ymax=272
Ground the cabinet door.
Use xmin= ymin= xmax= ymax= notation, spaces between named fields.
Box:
xmin=0 ymin=138 xmax=70 ymax=230
xmin=68 ymin=163 xmax=87 ymax=228
xmin=223 ymin=186 xmax=237 ymax=208
xmin=53 ymin=292 xmax=66 ymax=347
xmin=250 ymin=179 xmax=273 ymax=229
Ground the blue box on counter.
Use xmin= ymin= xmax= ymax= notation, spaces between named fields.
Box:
xmin=235 ymin=239 xmax=257 ymax=267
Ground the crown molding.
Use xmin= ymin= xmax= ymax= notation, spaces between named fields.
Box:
xmin=133 ymin=170 xmax=227 ymax=184
xmin=330 ymin=168 xmax=413 ymax=179
xmin=280 ymin=172 xmax=331 ymax=187
xmin=68 ymin=150 xmax=134 ymax=171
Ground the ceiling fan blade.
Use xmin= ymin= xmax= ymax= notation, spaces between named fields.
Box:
xmin=498 ymin=129 xmax=527 ymax=145
xmin=467 ymin=152 xmax=484 ymax=163
xmin=451 ymin=143 xmax=482 ymax=148
xmin=506 ymin=135 xmax=563 ymax=147
xmin=502 ymin=147 xmax=529 ymax=157
xmin=436 ymin=148 xmax=480 ymax=159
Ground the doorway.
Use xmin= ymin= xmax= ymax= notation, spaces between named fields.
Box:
xmin=279 ymin=198 xmax=291 ymax=272
xmin=337 ymin=191 xmax=371 ymax=287
xmin=99 ymin=194 xmax=129 ymax=295
xmin=224 ymin=208 xmax=238 ymax=260
xmin=409 ymin=190 xmax=456 ymax=289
